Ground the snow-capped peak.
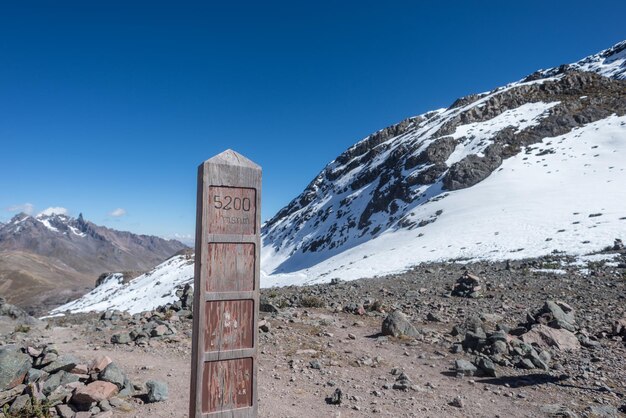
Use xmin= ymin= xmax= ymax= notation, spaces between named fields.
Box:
xmin=532 ymin=40 xmax=626 ymax=81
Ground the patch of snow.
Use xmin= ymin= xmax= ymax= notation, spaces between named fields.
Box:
xmin=68 ymin=225 xmax=86 ymax=238
xmin=50 ymin=255 xmax=194 ymax=315
xmin=530 ymin=268 xmax=567 ymax=275
xmin=38 ymin=218 xmax=59 ymax=233
xmin=446 ymin=102 xmax=560 ymax=164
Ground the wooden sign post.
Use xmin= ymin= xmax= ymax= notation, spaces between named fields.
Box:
xmin=190 ymin=150 xmax=261 ymax=418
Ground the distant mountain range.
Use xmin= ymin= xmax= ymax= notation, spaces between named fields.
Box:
xmin=0 ymin=211 xmax=187 ymax=313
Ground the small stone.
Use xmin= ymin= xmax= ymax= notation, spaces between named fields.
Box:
xmin=111 ymin=333 xmax=132 ymax=344
xmin=99 ymin=363 xmax=127 ymax=390
xmin=150 ymin=325 xmax=169 ymax=337
xmin=90 ymin=356 xmax=112 ymax=373
xmin=109 ymin=396 xmax=133 ymax=412
xmin=43 ymin=354 xmax=79 ymax=374
xmin=9 ymin=394 xmax=31 ymax=413
xmin=26 ymin=347 xmax=42 ymax=358
xmin=72 ymin=381 xmax=119 ymax=406
xmin=259 ymin=321 xmax=271 ymax=333
xmin=99 ymin=399 xmax=112 ymax=411
xmin=381 ymin=310 xmax=420 ymax=338
xmin=474 ymin=357 xmax=497 ymax=377
xmin=71 ymin=364 xmax=89 ymax=375
xmin=25 ymin=368 xmax=48 ymax=384
xmin=427 ymin=312 xmax=443 ymax=322
xmin=0 ymin=384 xmax=26 ymax=407
xmin=145 ymin=380 xmax=168 ymax=402
xmin=450 ymin=396 xmax=464 ymax=408
xmin=56 ymin=404 xmax=76 ymax=418
xmin=454 ymin=359 xmax=477 ymax=377
xmin=326 ymin=388 xmax=342 ymax=405
xmin=309 ymin=360 xmax=322 ymax=370
xmin=518 ymin=358 xmax=536 ymax=369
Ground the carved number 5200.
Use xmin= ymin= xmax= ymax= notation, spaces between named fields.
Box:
xmin=214 ymin=195 xmax=251 ymax=211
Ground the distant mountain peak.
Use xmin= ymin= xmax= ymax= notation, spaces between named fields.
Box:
xmin=0 ymin=209 xmax=188 ymax=312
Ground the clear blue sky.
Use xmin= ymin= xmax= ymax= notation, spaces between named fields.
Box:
xmin=1 ymin=1 xmax=624 ymax=243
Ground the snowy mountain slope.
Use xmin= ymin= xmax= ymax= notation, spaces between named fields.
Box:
xmin=263 ymin=114 xmax=626 ymax=286
xmin=49 ymin=252 xmax=194 ymax=315
xmin=261 ymin=41 xmax=626 ymax=284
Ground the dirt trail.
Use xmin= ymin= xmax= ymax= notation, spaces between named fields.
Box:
xmin=43 ymin=313 xmax=581 ymax=418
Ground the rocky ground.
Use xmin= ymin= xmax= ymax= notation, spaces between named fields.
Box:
xmin=1 ymin=247 xmax=625 ymax=417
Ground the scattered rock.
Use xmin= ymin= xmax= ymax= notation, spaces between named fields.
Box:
xmin=56 ymin=403 xmax=76 ymax=418
xmin=0 ymin=346 xmax=31 ymax=390
xmin=521 ymin=324 xmax=580 ymax=351
xmin=392 ymin=372 xmax=412 ymax=391
xmin=110 ymin=333 xmax=132 ymax=345
xmin=145 ymin=380 xmax=168 ymax=402
xmin=454 ymin=360 xmax=477 ymax=378
xmin=381 ymin=310 xmax=420 ymax=338
xmin=326 ymin=388 xmax=342 ymax=405
xmin=43 ymin=354 xmax=79 ymax=374
xmin=451 ymin=272 xmax=483 ymax=298
xmin=72 ymin=381 xmax=119 ymax=406
xmin=449 ymin=396 xmax=464 ymax=408
xmin=99 ymin=363 xmax=127 ymax=390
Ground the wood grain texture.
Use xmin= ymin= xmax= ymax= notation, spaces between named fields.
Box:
xmin=190 ymin=150 xmax=260 ymax=418
xmin=204 ymin=300 xmax=254 ymax=352
xmin=202 ymin=358 xmax=253 ymax=414
xmin=206 ymin=243 xmax=255 ymax=292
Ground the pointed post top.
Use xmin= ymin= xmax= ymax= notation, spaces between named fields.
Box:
xmin=204 ymin=149 xmax=260 ymax=169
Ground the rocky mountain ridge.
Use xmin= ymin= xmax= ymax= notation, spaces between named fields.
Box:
xmin=260 ymin=40 xmax=626 ymax=284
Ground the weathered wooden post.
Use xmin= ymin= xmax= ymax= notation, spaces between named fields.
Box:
xmin=190 ymin=150 xmax=261 ymax=417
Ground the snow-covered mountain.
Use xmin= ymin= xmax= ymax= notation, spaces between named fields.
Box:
xmin=50 ymin=251 xmax=195 ymax=316
xmin=0 ymin=211 xmax=187 ymax=312
xmin=261 ymin=40 xmax=626 ymax=286
xmin=50 ymin=40 xmax=626 ymax=315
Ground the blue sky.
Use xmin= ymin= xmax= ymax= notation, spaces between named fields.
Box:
xmin=1 ymin=1 xmax=624 ymax=243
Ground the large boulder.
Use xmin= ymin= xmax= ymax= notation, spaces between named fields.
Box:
xmin=0 ymin=298 xmax=40 ymax=325
xmin=381 ymin=310 xmax=420 ymax=338
xmin=42 ymin=354 xmax=79 ymax=374
xmin=521 ymin=324 xmax=580 ymax=351
xmin=99 ymin=363 xmax=126 ymax=390
xmin=527 ymin=300 xmax=577 ymax=332
xmin=72 ymin=381 xmax=119 ymax=406
xmin=0 ymin=346 xmax=32 ymax=390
